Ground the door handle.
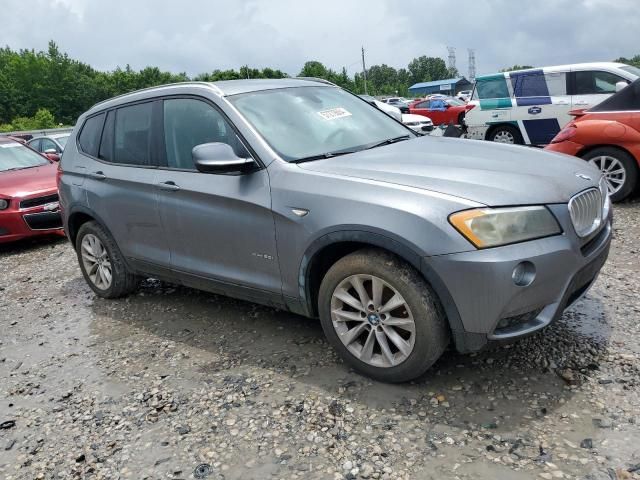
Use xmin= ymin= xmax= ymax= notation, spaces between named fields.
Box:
xmin=157 ymin=181 xmax=181 ymax=191
xmin=574 ymin=101 xmax=588 ymax=105
xmin=88 ymin=171 xmax=106 ymax=180
xmin=557 ymin=101 xmax=569 ymax=105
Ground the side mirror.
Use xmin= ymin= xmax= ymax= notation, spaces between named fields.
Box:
xmin=616 ymin=81 xmax=628 ymax=92
xmin=45 ymin=153 xmax=60 ymax=162
xmin=44 ymin=148 xmax=57 ymax=154
xmin=192 ymin=142 xmax=255 ymax=174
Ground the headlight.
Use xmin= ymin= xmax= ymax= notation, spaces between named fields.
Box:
xmin=449 ymin=206 xmax=561 ymax=249
xmin=0 ymin=199 xmax=8 ymax=210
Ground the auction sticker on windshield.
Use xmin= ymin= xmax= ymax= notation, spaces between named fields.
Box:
xmin=318 ymin=107 xmax=352 ymax=121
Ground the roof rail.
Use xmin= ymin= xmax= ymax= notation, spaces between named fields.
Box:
xmin=294 ymin=77 xmax=338 ymax=87
xmin=90 ymin=81 xmax=221 ymax=110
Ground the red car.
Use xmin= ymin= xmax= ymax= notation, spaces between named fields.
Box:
xmin=546 ymin=79 xmax=640 ymax=202
xmin=409 ymin=97 xmax=473 ymax=126
xmin=0 ymin=137 xmax=64 ymax=243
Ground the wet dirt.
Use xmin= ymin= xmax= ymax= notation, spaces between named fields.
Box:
xmin=0 ymin=200 xmax=639 ymax=479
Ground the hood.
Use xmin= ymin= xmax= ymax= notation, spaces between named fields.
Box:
xmin=0 ymin=163 xmax=58 ymax=198
xmin=297 ymin=136 xmax=600 ymax=205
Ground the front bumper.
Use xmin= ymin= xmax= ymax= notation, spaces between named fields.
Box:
xmin=422 ymin=204 xmax=612 ymax=353
xmin=0 ymin=193 xmax=64 ymax=244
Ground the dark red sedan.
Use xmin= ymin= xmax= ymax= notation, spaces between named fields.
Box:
xmin=0 ymin=137 xmax=64 ymax=243
xmin=409 ymin=97 xmax=473 ymax=126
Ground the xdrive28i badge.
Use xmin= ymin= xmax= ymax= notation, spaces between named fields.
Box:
xmin=528 ymin=106 xmax=542 ymax=115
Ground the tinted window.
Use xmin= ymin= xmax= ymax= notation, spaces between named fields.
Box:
xmin=163 ymin=98 xmax=247 ymax=170
xmin=98 ymin=110 xmax=115 ymax=162
xmin=476 ymin=75 xmax=510 ymax=99
xmin=415 ymin=101 xmax=429 ymax=108
xmin=574 ymin=71 xmax=626 ymax=95
xmin=78 ymin=113 xmax=105 ymax=157
xmin=114 ymin=103 xmax=153 ymax=166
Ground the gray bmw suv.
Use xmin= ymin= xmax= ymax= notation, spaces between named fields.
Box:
xmin=59 ymin=78 xmax=612 ymax=382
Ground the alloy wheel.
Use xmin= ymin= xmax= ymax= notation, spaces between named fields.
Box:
xmin=80 ymin=234 xmax=112 ymax=290
xmin=330 ymin=274 xmax=416 ymax=368
xmin=588 ymin=155 xmax=626 ymax=195
xmin=493 ymin=130 xmax=515 ymax=144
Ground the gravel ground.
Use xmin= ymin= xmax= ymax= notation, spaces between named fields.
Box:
xmin=1 ymin=200 xmax=639 ymax=480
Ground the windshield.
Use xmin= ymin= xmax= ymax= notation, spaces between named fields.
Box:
xmin=621 ymin=65 xmax=640 ymax=79
xmin=56 ymin=136 xmax=69 ymax=148
xmin=0 ymin=142 xmax=49 ymax=172
xmin=229 ymin=86 xmax=413 ymax=162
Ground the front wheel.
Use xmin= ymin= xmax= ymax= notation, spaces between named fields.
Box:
xmin=488 ymin=124 xmax=523 ymax=145
xmin=318 ymin=249 xmax=449 ymax=383
xmin=582 ymin=147 xmax=638 ymax=202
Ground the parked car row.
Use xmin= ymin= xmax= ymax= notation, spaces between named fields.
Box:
xmin=463 ymin=61 xmax=640 ymax=201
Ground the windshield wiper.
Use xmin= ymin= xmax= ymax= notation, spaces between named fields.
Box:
xmin=364 ymin=135 xmax=412 ymax=150
xmin=292 ymin=150 xmax=358 ymax=164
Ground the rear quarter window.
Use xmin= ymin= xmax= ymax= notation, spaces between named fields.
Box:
xmin=78 ymin=113 xmax=106 ymax=157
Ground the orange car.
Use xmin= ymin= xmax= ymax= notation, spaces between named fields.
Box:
xmin=546 ymin=79 xmax=640 ymax=202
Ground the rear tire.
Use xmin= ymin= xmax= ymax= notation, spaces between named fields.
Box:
xmin=581 ymin=147 xmax=638 ymax=202
xmin=488 ymin=124 xmax=523 ymax=145
xmin=318 ymin=248 xmax=449 ymax=383
xmin=76 ymin=221 xmax=138 ymax=298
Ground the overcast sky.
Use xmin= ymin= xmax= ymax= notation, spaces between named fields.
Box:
xmin=3 ymin=0 xmax=639 ymax=78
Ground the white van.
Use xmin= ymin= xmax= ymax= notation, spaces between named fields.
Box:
xmin=464 ymin=62 xmax=640 ymax=145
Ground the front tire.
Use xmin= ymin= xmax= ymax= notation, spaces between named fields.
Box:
xmin=488 ymin=124 xmax=523 ymax=145
xmin=582 ymin=147 xmax=638 ymax=202
xmin=318 ymin=249 xmax=449 ymax=383
xmin=75 ymin=221 xmax=138 ymax=298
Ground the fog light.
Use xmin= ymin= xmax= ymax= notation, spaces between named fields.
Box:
xmin=512 ymin=261 xmax=535 ymax=287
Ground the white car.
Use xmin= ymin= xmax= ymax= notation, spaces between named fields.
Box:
xmin=359 ymin=95 xmax=402 ymax=121
xmin=457 ymin=90 xmax=472 ymax=102
xmin=465 ymin=62 xmax=640 ymax=145
xmin=401 ymin=113 xmax=433 ymax=134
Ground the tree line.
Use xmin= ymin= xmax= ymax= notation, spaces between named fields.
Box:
xmin=1 ymin=41 xmax=639 ymax=132
xmin=0 ymin=41 xmax=458 ymax=131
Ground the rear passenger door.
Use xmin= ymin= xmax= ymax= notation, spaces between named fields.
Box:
xmin=80 ymin=102 xmax=171 ymax=273
xmin=509 ymin=70 xmax=570 ymax=144
xmin=156 ymin=96 xmax=281 ymax=301
xmin=570 ymin=70 xmax=628 ymax=110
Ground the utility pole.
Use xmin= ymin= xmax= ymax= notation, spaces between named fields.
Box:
xmin=361 ymin=46 xmax=368 ymax=95
xmin=468 ymin=49 xmax=476 ymax=81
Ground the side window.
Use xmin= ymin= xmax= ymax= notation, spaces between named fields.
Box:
xmin=29 ymin=139 xmax=41 ymax=151
xmin=415 ymin=101 xmax=429 ymax=109
xmin=574 ymin=71 xmax=626 ymax=95
xmin=476 ymin=75 xmax=510 ymax=100
xmin=114 ymin=102 xmax=153 ymax=166
xmin=98 ymin=110 xmax=115 ymax=162
xmin=163 ymin=98 xmax=248 ymax=170
xmin=545 ymin=72 xmax=567 ymax=96
xmin=41 ymin=138 xmax=58 ymax=153
xmin=78 ymin=113 xmax=105 ymax=157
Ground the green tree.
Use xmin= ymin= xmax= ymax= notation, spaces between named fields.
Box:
xmin=408 ymin=56 xmax=450 ymax=85
xmin=500 ymin=64 xmax=534 ymax=72
xmin=614 ymin=55 xmax=640 ymax=68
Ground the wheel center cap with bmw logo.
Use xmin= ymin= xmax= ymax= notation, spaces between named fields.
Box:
xmin=368 ymin=313 xmax=381 ymax=325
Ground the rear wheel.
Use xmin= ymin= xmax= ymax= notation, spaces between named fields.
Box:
xmin=488 ymin=124 xmax=523 ymax=145
xmin=582 ymin=147 xmax=638 ymax=202
xmin=76 ymin=221 xmax=139 ymax=298
xmin=318 ymin=249 xmax=449 ymax=383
